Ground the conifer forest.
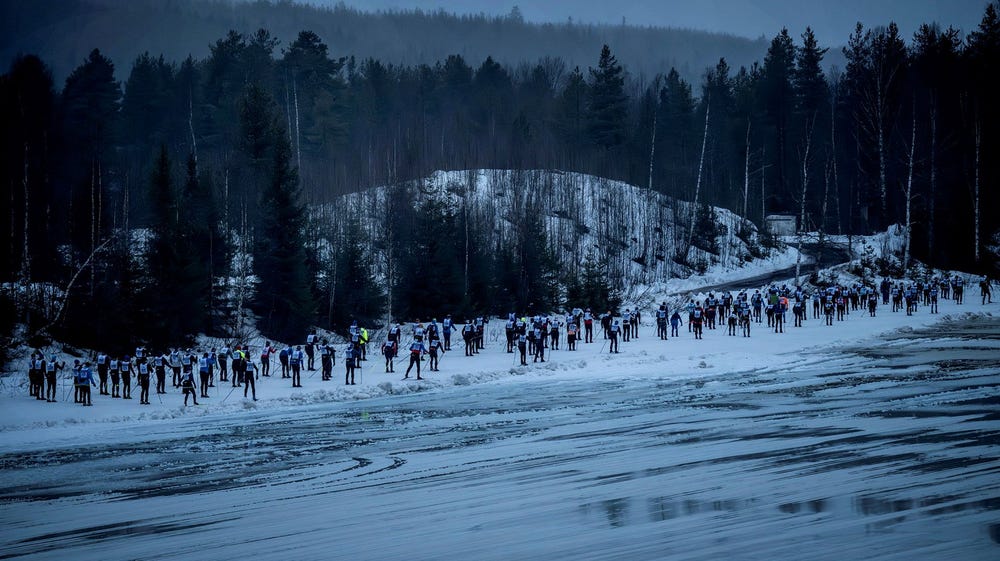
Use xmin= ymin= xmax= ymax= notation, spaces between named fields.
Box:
xmin=2 ymin=0 xmax=998 ymax=351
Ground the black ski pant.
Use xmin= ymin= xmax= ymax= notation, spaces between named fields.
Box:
xmin=139 ymin=375 xmax=150 ymax=403
xmin=405 ymin=354 xmax=422 ymax=378
xmin=45 ymin=373 xmax=56 ymax=401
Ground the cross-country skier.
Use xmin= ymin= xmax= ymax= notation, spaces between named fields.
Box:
xmin=404 ymin=339 xmax=427 ymax=380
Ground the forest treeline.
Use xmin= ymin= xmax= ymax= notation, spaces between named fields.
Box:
xmin=1 ymin=0 xmax=770 ymax=87
xmin=1 ymin=1 xmax=998 ymax=353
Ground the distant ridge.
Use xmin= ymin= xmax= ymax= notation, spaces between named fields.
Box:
xmin=3 ymin=0 xmax=771 ymax=83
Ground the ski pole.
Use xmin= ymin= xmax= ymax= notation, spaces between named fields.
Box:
xmin=221 ymin=383 xmax=238 ymax=404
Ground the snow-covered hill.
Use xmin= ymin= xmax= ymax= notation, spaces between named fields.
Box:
xmin=335 ymin=169 xmax=793 ymax=302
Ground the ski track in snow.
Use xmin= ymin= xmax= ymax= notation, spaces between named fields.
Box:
xmin=0 ymin=302 xmax=998 ymax=560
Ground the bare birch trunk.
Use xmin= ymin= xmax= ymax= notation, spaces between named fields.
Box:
xmin=742 ymin=118 xmax=751 ymax=219
xmin=90 ymin=159 xmax=96 ymax=295
xmin=189 ymin=87 xmax=198 ymax=163
xmin=830 ymin=86 xmax=842 ymax=235
xmin=686 ymin=98 xmax=710 ymax=254
xmin=877 ymin=90 xmax=888 ymax=222
xmin=20 ymin=142 xmax=30 ymax=288
xmin=974 ymin=116 xmax=981 ymax=263
xmin=760 ymin=145 xmax=766 ymax=226
xmin=928 ymin=100 xmax=936 ymax=260
xmin=293 ymin=76 xmax=302 ymax=182
xmin=794 ymin=116 xmax=814 ymax=287
xmin=903 ymin=99 xmax=916 ymax=272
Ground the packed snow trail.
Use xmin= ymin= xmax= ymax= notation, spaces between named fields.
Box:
xmin=0 ymin=308 xmax=997 ymax=559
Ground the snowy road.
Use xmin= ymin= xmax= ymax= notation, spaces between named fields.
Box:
xmin=2 ymin=314 xmax=998 ymax=560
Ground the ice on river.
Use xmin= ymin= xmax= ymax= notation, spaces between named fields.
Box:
xmin=1 ymin=299 xmax=998 ymax=560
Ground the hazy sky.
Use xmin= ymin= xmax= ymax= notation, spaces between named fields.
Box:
xmin=308 ymin=0 xmax=990 ymax=45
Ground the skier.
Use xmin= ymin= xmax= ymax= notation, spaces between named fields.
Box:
xmin=462 ymin=321 xmax=476 ymax=356
xmin=727 ymin=313 xmax=738 ymax=336
xmin=608 ymin=319 xmax=621 ymax=353
xmin=773 ymin=300 xmax=785 ymax=333
xmin=154 ymin=351 xmax=167 ymax=395
xmin=70 ymin=360 xmax=82 ymax=404
xmin=279 ymin=345 xmax=291 ymax=378
xmin=549 ymin=318 xmax=560 ymax=350
xmin=44 ymin=354 xmax=64 ymax=402
xmin=505 ymin=316 xmax=516 ymax=353
xmin=305 ymin=330 xmax=317 ymax=371
xmin=404 ymin=339 xmax=427 ymax=380
xmin=656 ymin=304 xmax=668 ymax=340
xmin=77 ymin=361 xmax=96 ymax=406
xmin=109 ymin=355 xmax=121 ymax=398
xmin=516 ymin=330 xmax=528 ymax=366
xmin=670 ymin=310 xmax=683 ymax=338
xmin=360 ymin=326 xmax=370 ymax=360
xmin=96 ymin=352 xmax=110 ymax=395
xmin=981 ymin=276 xmax=993 ymax=305
xmin=532 ymin=322 xmax=545 ymax=363
xmin=170 ymin=348 xmax=182 ymax=388
xmin=180 ymin=367 xmax=198 ymax=406
xmin=621 ymin=309 xmax=632 ymax=342
xmin=600 ymin=312 xmax=612 ymax=340
xmin=567 ymin=320 xmax=578 ymax=351
xmin=137 ymin=359 xmax=152 ymax=405
xmin=442 ymin=315 xmax=455 ymax=351
xmin=929 ymin=283 xmax=939 ymax=314
xmin=382 ymin=339 xmax=397 ymax=373
xmin=217 ymin=346 xmax=230 ymax=383
xmin=199 ymin=352 xmax=212 ymax=398
xmin=243 ymin=355 xmax=258 ymax=400
xmin=290 ymin=345 xmax=304 ymax=388
xmin=692 ymin=303 xmax=704 ymax=340
xmin=28 ymin=352 xmax=44 ymax=400
xmin=120 ymin=355 xmax=133 ymax=399
xmin=261 ymin=341 xmax=274 ymax=377
xmin=583 ymin=309 xmax=594 ymax=343
xmin=344 ymin=344 xmax=357 ymax=384
xmin=231 ymin=346 xmax=244 ymax=388
xmin=428 ymin=336 xmax=444 ymax=371
xmin=751 ymin=291 xmax=763 ymax=323
xmin=320 ymin=340 xmax=333 ymax=381
xmin=739 ymin=305 xmax=751 ymax=337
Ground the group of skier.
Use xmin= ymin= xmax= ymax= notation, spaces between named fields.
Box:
xmin=20 ymin=274 xmax=993 ymax=407
xmin=23 ymin=343 xmax=279 ymax=406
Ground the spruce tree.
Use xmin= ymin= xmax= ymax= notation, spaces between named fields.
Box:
xmin=586 ymin=45 xmax=629 ymax=150
xmin=760 ymin=29 xmax=797 ymax=209
xmin=324 ymin=218 xmax=385 ymax=334
xmin=253 ymin=133 xmax=315 ymax=342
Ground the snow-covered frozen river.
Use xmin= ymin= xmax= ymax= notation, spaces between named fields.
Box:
xmin=2 ymin=317 xmax=998 ymax=560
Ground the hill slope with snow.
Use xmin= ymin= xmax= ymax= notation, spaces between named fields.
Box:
xmin=335 ymin=169 xmax=793 ymax=301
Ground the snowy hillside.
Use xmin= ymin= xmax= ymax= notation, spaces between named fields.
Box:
xmin=334 ymin=169 xmax=791 ymax=299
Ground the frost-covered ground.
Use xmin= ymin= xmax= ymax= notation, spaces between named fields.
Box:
xmin=1 ymin=291 xmax=998 ymax=560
